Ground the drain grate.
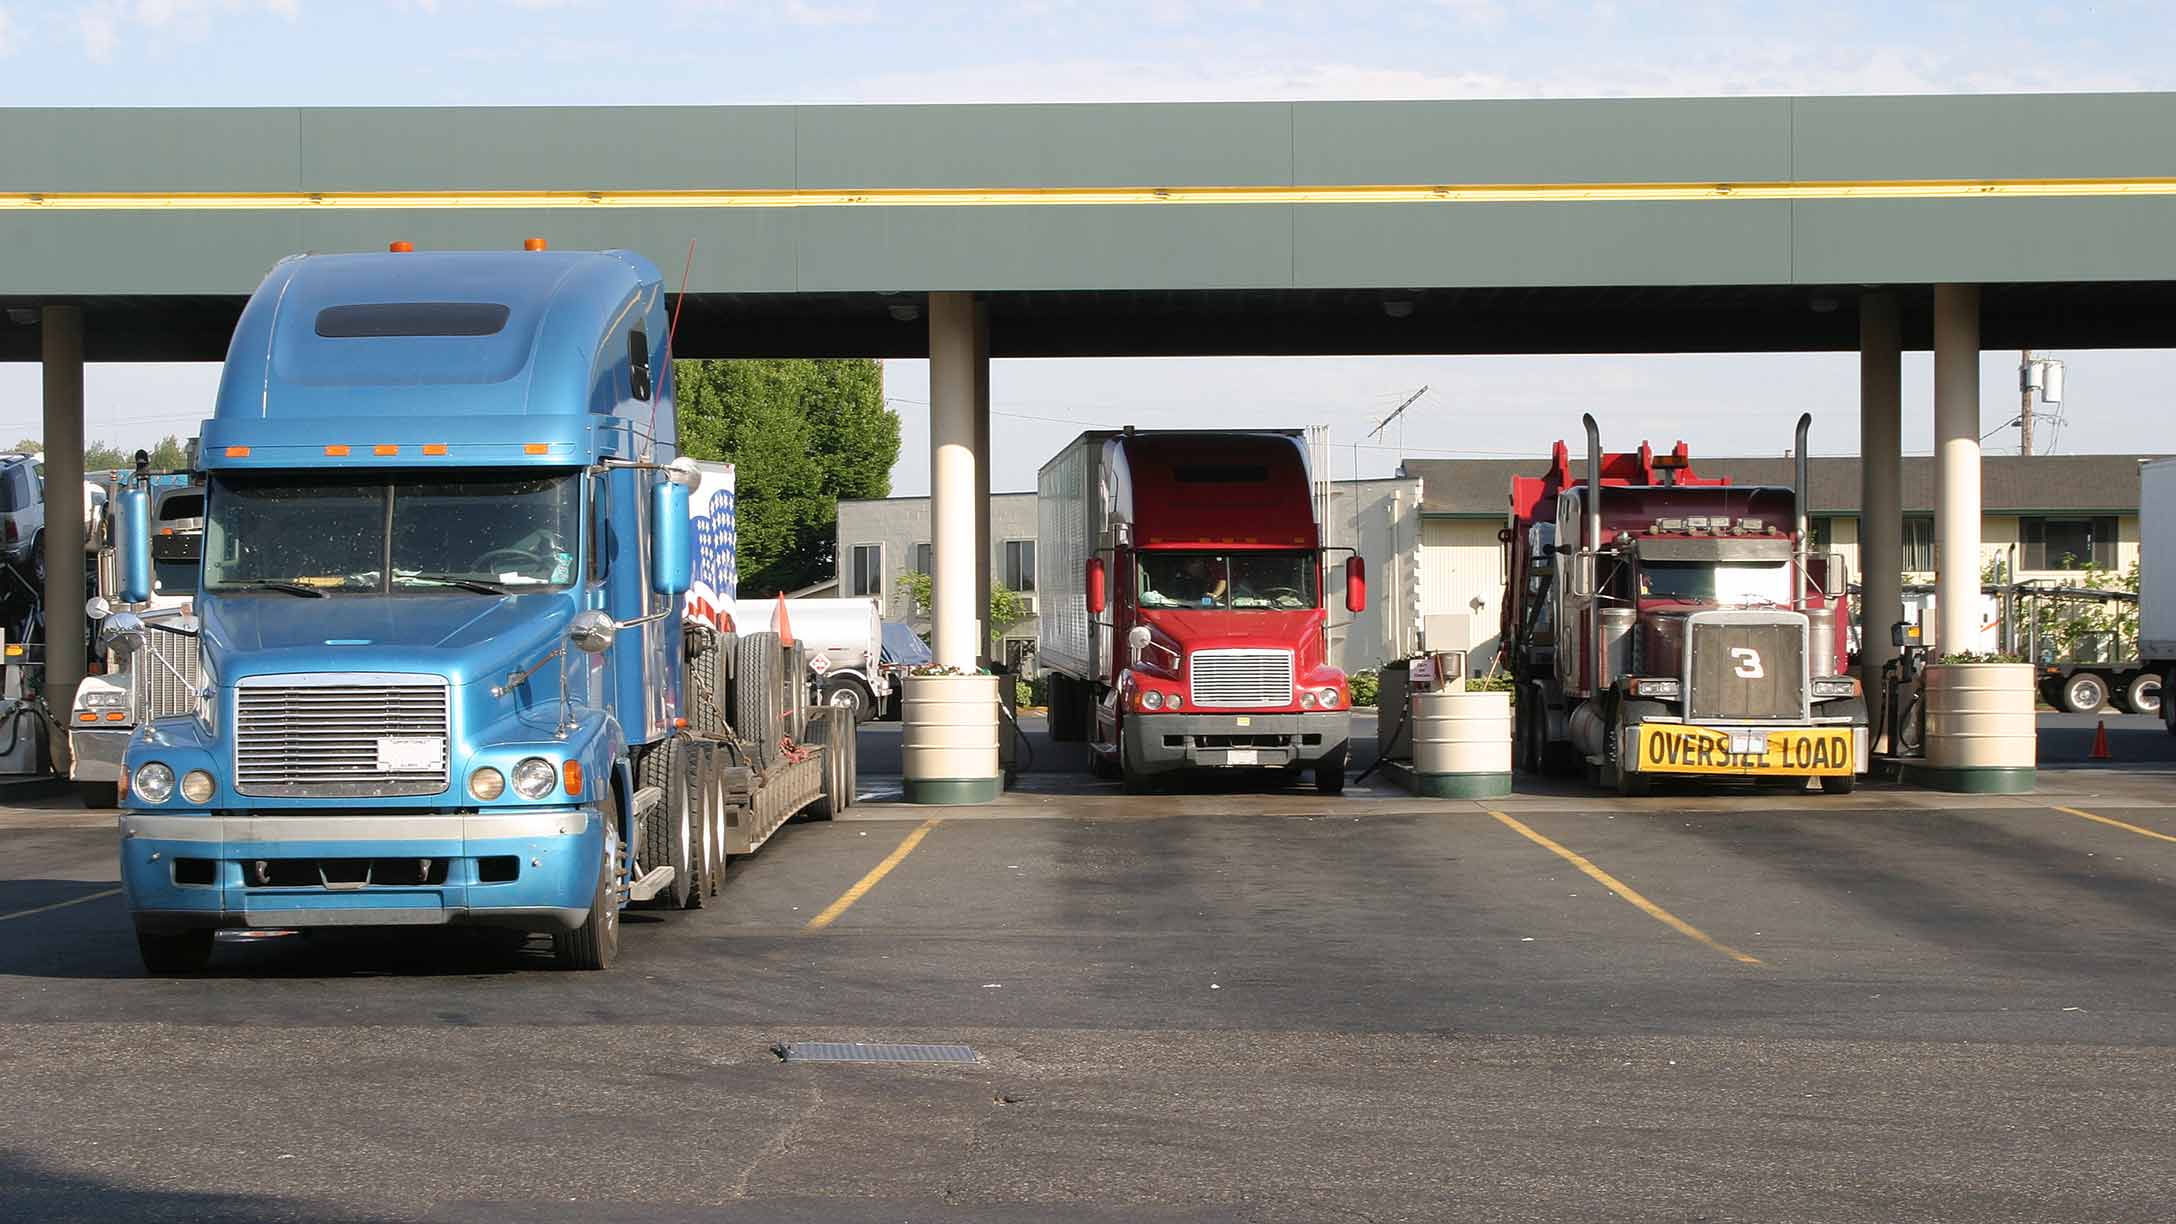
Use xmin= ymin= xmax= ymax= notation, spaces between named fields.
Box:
xmin=774 ymin=1041 xmax=980 ymax=1064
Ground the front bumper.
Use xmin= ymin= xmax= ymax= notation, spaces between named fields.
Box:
xmin=1123 ymin=711 xmax=1350 ymax=774
xmin=69 ymin=727 xmax=130 ymax=782
xmin=118 ymin=807 xmax=598 ymax=933
xmin=1621 ymin=721 xmax=1869 ymax=777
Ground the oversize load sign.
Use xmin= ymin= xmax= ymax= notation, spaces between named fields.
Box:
xmin=1633 ymin=725 xmax=1853 ymax=777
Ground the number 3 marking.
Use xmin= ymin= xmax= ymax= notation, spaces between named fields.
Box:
xmin=1730 ymin=647 xmax=1765 ymax=679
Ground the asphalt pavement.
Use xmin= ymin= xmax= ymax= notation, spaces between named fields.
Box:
xmin=1 ymin=713 xmax=2172 ymax=1222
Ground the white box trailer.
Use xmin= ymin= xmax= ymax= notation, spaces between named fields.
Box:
xmin=2140 ymin=459 xmax=2176 ymax=731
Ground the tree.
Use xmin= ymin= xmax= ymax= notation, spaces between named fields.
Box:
xmin=10 ymin=439 xmax=40 ymax=456
xmin=674 ymin=358 xmax=899 ymax=595
xmin=894 ymin=572 xmax=1030 ymax=648
xmin=84 ymin=442 xmax=130 ymax=471
xmin=148 ymin=435 xmax=188 ymax=471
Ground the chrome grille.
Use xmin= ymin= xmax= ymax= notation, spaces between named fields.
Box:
xmin=1188 ymin=648 xmax=1294 ymax=709
xmin=235 ymin=675 xmax=450 ymax=797
xmin=138 ymin=623 xmax=201 ymax=722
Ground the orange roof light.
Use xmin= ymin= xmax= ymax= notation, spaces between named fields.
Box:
xmin=523 ymin=443 xmax=550 ymax=455
xmin=374 ymin=444 xmax=399 ymax=456
xmin=389 ymin=240 xmax=414 ymax=253
xmin=224 ymin=445 xmax=250 ymax=458
xmin=422 ymin=443 xmax=448 ymax=456
xmin=562 ymin=760 xmax=583 ymax=796
xmin=523 ymin=237 xmax=548 ymax=252
xmin=324 ymin=444 xmax=350 ymax=457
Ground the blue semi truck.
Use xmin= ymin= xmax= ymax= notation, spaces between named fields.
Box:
xmin=102 ymin=244 xmax=856 ymax=973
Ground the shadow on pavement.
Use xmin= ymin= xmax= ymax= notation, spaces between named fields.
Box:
xmin=0 ymin=1150 xmax=405 ymax=1224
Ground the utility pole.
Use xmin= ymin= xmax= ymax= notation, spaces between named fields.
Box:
xmin=2019 ymin=348 xmax=2034 ymax=457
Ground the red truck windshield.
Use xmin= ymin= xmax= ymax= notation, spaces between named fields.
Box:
xmin=1137 ymin=550 xmax=1317 ymax=611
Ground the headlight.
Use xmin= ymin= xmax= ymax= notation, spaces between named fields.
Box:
xmin=1301 ymin=690 xmax=1319 ymax=709
xmin=1633 ymin=677 xmax=1682 ymax=699
xmin=1316 ymin=687 xmax=1341 ymax=708
xmin=81 ymin=689 xmax=127 ymax=709
xmin=132 ymin=762 xmax=174 ymax=804
xmin=180 ymin=770 xmax=215 ymax=804
xmin=511 ymin=757 xmax=558 ymax=800
xmin=1140 ymin=690 xmax=1163 ymax=711
xmin=468 ymin=767 xmax=506 ymax=801
xmin=1811 ymin=676 xmax=1860 ymax=699
xmin=1165 ymin=693 xmax=1182 ymax=710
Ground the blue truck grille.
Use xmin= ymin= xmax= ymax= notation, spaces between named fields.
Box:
xmin=234 ymin=676 xmax=450 ymax=798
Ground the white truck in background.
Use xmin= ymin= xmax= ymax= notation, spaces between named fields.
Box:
xmin=2140 ymin=458 xmax=2176 ymax=735
xmin=758 ymin=597 xmax=890 ymax=723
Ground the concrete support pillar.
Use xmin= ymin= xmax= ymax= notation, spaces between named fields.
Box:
xmin=927 ymin=293 xmax=981 ymax=670
xmin=1932 ymin=284 xmax=1982 ymax=656
xmin=1857 ymin=292 xmax=1903 ymax=739
xmin=971 ymin=299 xmax=992 ymax=667
xmin=42 ymin=306 xmax=85 ymax=772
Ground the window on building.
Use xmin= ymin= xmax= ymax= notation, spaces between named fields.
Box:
xmin=1004 ymin=539 xmax=1036 ymax=591
xmin=914 ymin=541 xmax=932 ymax=576
xmin=2020 ymin=516 xmax=2116 ymax=571
xmin=1003 ymin=637 xmax=1036 ymax=677
xmin=1809 ymin=517 xmax=1833 ymax=551
xmin=848 ymin=543 xmax=883 ymax=597
xmin=1902 ymin=516 xmax=1934 ymax=572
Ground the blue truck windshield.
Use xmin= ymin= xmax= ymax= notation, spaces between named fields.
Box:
xmin=204 ymin=471 xmax=581 ymax=594
xmin=1137 ymin=550 xmax=1318 ymax=610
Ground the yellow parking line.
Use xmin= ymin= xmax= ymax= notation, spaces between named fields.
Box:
xmin=805 ymin=820 xmax=940 ymax=931
xmin=0 ymin=887 xmax=122 ymax=923
xmin=1487 ymin=811 xmax=1762 ymax=966
xmin=2052 ymin=805 xmax=2176 ymax=846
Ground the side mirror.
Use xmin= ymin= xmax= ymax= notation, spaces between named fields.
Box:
xmin=1085 ymin=557 xmax=1107 ymax=615
xmin=116 ymin=486 xmax=153 ymax=604
xmin=1891 ymin=621 xmax=1920 ymax=648
xmin=569 ymin=609 xmax=618 ymax=654
xmin=85 ymin=596 xmax=112 ymax=622
xmin=1568 ymin=554 xmax=1596 ymax=599
xmin=649 ymin=479 xmax=690 ymax=596
xmin=1344 ymin=555 xmax=1367 ymax=613
xmin=99 ymin=610 xmax=149 ymax=658
xmin=629 ymin=330 xmax=653 ymax=403
xmin=1126 ymin=624 xmax=1151 ymax=665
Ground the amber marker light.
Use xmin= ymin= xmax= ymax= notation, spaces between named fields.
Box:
xmin=524 ymin=443 xmax=550 ymax=455
xmin=422 ymin=444 xmax=448 ymax=456
xmin=324 ymin=444 xmax=350 ymax=456
xmin=389 ymin=240 xmax=414 ymax=252
xmin=524 ymin=237 xmax=548 ymax=251
xmin=562 ymin=760 xmax=584 ymax=796
xmin=224 ymin=446 xmax=250 ymax=458
xmin=374 ymin=445 xmax=399 ymax=456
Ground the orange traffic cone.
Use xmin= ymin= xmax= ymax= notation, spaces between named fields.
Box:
xmin=774 ymin=592 xmax=794 ymax=646
xmin=2089 ymin=719 xmax=2113 ymax=761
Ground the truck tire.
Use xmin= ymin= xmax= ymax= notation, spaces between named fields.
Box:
xmin=1119 ymin=729 xmax=1152 ymax=794
xmin=707 ymin=632 xmax=737 ymax=736
xmin=1820 ymin=774 xmax=1858 ymax=795
xmin=841 ymin=714 xmax=859 ymax=808
xmin=823 ymin=677 xmax=874 ymax=724
xmin=2061 ymin=671 xmax=2109 ymax=715
xmin=804 ymin=707 xmax=846 ymax=820
xmin=77 ymin=780 xmax=118 ymax=809
xmin=556 ymin=798 xmax=623 ymax=970
xmin=1315 ymin=744 xmax=1348 ymax=795
xmin=135 ymin=925 xmax=214 ymax=976
xmin=637 ymin=739 xmax=699 ymax=910
xmin=734 ymin=632 xmax=784 ymax=767
xmin=2122 ymin=672 xmax=2161 ymax=718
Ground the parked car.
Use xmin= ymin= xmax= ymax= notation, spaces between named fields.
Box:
xmin=877 ymin=620 xmax=933 ymax=720
xmin=0 ymin=453 xmax=41 ymax=578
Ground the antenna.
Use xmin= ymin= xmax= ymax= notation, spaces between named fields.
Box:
xmin=1367 ymin=385 xmax=1430 ymax=445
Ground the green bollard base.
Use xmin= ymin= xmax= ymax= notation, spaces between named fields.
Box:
xmin=903 ymin=777 xmax=1003 ymax=805
xmin=1899 ymin=763 xmax=2036 ymax=794
xmin=1412 ymin=772 xmax=1515 ymax=799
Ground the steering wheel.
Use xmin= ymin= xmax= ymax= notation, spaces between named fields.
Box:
xmin=1257 ymin=586 xmax=1305 ymax=604
xmin=474 ymin=548 xmax=545 ymax=574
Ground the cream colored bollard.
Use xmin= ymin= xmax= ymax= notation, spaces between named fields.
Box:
xmin=1409 ymin=689 xmax=1513 ymax=799
xmin=1908 ymin=661 xmax=2037 ymax=794
xmin=901 ymin=672 xmax=1002 ymax=804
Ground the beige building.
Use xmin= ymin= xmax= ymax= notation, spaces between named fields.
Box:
xmin=1402 ymin=454 xmax=2157 ymax=672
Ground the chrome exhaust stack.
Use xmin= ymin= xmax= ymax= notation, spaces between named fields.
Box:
xmin=1793 ymin=413 xmax=1812 ymax=610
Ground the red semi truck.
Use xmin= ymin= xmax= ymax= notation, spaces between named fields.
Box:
xmin=1038 ymin=429 xmax=1364 ymax=793
xmin=1501 ymin=415 xmax=1868 ymax=795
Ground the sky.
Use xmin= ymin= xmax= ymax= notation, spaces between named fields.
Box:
xmin=2 ymin=0 xmax=2172 ymax=493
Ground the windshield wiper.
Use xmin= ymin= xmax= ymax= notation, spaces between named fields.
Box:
xmin=400 ymin=573 xmax=511 ymax=595
xmin=224 ymin=580 xmax=329 ymax=599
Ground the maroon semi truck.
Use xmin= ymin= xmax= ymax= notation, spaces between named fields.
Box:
xmin=1501 ymin=414 xmax=1868 ymax=795
xmin=1037 ymin=429 xmax=1364 ymax=793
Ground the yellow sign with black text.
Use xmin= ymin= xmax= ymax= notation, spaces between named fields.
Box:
xmin=1632 ymin=725 xmax=1855 ymax=777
